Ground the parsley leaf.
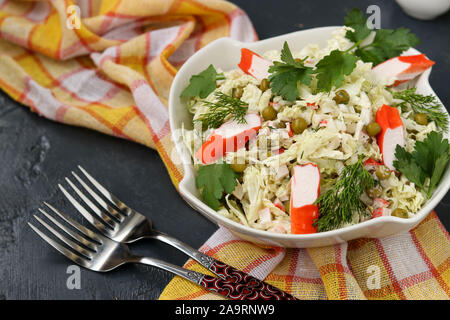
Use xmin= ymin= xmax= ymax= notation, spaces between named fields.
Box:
xmin=393 ymin=145 xmax=427 ymax=188
xmin=315 ymin=50 xmax=358 ymax=92
xmin=180 ymin=64 xmax=224 ymax=99
xmin=393 ymin=131 xmax=450 ymax=198
xmin=343 ymin=8 xmax=421 ymax=66
xmin=268 ymin=42 xmax=313 ymax=102
xmin=354 ymin=28 xmax=420 ymax=65
xmin=344 ymin=8 xmax=371 ymax=43
xmin=196 ymin=163 xmax=239 ymax=210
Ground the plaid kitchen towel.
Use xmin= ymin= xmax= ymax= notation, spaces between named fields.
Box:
xmin=160 ymin=212 xmax=450 ymax=300
xmin=0 ymin=0 xmax=257 ymax=188
xmin=0 ymin=0 xmax=448 ymax=300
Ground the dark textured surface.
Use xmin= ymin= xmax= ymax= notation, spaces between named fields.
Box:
xmin=0 ymin=0 xmax=449 ymax=300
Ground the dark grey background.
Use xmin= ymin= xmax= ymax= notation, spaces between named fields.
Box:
xmin=0 ymin=0 xmax=449 ymax=300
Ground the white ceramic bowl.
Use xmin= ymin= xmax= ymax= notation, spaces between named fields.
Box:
xmin=169 ymin=27 xmax=450 ymax=248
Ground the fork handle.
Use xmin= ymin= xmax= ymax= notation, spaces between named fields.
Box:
xmin=149 ymin=231 xmax=296 ymax=300
xmin=131 ymin=256 xmax=293 ymax=300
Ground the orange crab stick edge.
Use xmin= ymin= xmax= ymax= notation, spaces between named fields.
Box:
xmin=375 ymin=104 xmax=405 ymax=170
xmin=290 ymin=163 xmax=320 ymax=234
xmin=372 ymin=54 xmax=435 ymax=87
xmin=195 ymin=113 xmax=262 ymax=165
xmin=238 ymin=48 xmax=272 ymax=80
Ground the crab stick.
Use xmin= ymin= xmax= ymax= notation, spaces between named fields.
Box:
xmin=372 ymin=54 xmax=435 ymax=86
xmin=373 ymin=198 xmax=390 ymax=210
xmin=274 ymin=198 xmax=286 ymax=212
xmin=195 ymin=113 xmax=262 ymax=164
xmin=375 ymin=105 xmax=405 ymax=170
xmin=363 ymin=158 xmax=382 ymax=171
xmin=238 ymin=48 xmax=272 ymax=80
xmin=372 ymin=207 xmax=392 ymax=218
xmin=290 ymin=163 xmax=320 ymax=234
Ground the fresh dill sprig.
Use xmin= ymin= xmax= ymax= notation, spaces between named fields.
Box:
xmin=314 ymin=157 xmax=374 ymax=232
xmin=195 ymin=92 xmax=248 ymax=129
xmin=392 ymin=88 xmax=448 ymax=132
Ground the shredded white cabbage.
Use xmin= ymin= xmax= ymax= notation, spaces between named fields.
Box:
xmin=183 ymin=27 xmax=434 ymax=233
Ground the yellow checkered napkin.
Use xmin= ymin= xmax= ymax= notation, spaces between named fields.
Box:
xmin=160 ymin=213 xmax=450 ymax=300
xmin=0 ymin=0 xmax=448 ymax=300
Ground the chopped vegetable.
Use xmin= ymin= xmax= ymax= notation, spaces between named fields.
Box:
xmin=314 ymin=157 xmax=374 ymax=232
xmin=394 ymin=131 xmax=450 ymax=199
xmin=196 ymin=163 xmax=239 ymax=211
xmin=268 ymin=41 xmax=313 ymax=101
xmin=181 ymin=64 xmax=225 ymax=99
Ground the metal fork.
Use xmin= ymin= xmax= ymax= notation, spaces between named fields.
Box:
xmin=54 ymin=166 xmax=296 ymax=300
xmin=29 ymin=204 xmax=290 ymax=300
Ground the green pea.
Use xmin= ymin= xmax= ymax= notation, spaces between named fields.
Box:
xmin=259 ymin=78 xmax=270 ymax=92
xmin=333 ymin=90 xmax=350 ymax=104
xmin=232 ymin=87 xmax=243 ymax=99
xmin=366 ymin=122 xmax=381 ymax=137
xmin=367 ymin=186 xmax=382 ymax=199
xmin=414 ymin=113 xmax=428 ymax=125
xmin=230 ymin=163 xmax=247 ymax=173
xmin=392 ymin=208 xmax=408 ymax=218
xmin=262 ymin=105 xmax=277 ymax=121
xmin=291 ymin=117 xmax=308 ymax=134
xmin=375 ymin=165 xmax=391 ymax=180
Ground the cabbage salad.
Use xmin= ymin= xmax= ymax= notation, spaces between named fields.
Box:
xmin=179 ymin=9 xmax=449 ymax=234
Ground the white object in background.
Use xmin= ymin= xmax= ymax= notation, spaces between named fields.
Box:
xmin=396 ymin=0 xmax=450 ymax=20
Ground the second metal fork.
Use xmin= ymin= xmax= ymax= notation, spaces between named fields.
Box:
xmin=29 ymin=204 xmax=288 ymax=300
xmin=56 ymin=166 xmax=296 ymax=300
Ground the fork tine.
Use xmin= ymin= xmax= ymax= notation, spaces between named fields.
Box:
xmin=77 ymin=166 xmax=131 ymax=215
xmin=64 ymin=177 xmax=120 ymax=226
xmin=43 ymin=202 xmax=103 ymax=245
xmin=29 ymin=222 xmax=90 ymax=268
xmin=30 ymin=216 xmax=93 ymax=262
xmin=38 ymin=208 xmax=98 ymax=252
xmin=71 ymin=171 xmax=125 ymax=221
xmin=58 ymin=184 xmax=115 ymax=235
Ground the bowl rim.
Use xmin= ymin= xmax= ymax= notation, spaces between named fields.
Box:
xmin=169 ymin=26 xmax=450 ymax=241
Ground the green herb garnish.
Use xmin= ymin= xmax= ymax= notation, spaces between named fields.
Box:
xmin=344 ymin=8 xmax=371 ymax=43
xmin=314 ymin=157 xmax=374 ymax=232
xmin=394 ymin=131 xmax=450 ymax=199
xmin=392 ymin=88 xmax=448 ymax=132
xmin=195 ymin=92 xmax=248 ymax=129
xmin=181 ymin=64 xmax=225 ymax=99
xmin=196 ymin=163 xmax=239 ymax=210
xmin=314 ymin=49 xmax=359 ymax=92
xmin=344 ymin=8 xmax=420 ymax=66
xmin=268 ymin=41 xmax=313 ymax=102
